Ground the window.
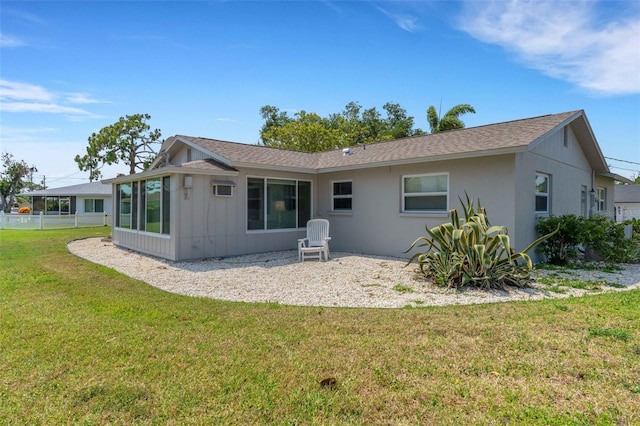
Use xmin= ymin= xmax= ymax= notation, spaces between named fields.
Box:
xmin=117 ymin=183 xmax=132 ymax=228
xmin=131 ymin=182 xmax=138 ymax=230
xmin=162 ymin=176 xmax=170 ymax=234
xmin=597 ymin=187 xmax=606 ymax=212
xmin=332 ymin=181 xmax=352 ymax=211
xmin=116 ymin=177 xmax=170 ymax=234
xmin=84 ymin=198 xmax=105 ymax=213
xmin=402 ymin=174 xmax=448 ymax=213
xmin=247 ymin=177 xmax=311 ymax=230
xmin=535 ymin=173 xmax=550 ymax=213
xmin=580 ymin=185 xmax=587 ymax=217
xmin=146 ymin=178 xmax=162 ymax=233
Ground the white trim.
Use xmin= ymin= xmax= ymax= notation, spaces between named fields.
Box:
xmin=596 ymin=186 xmax=607 ymax=212
xmin=331 ymin=180 xmax=353 ymax=212
xmin=535 ymin=172 xmax=550 ymax=214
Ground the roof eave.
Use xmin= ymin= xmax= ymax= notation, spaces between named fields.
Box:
xmin=102 ymin=165 xmax=240 ymax=184
xmin=232 ymin=161 xmax=318 ymax=174
xmin=599 ymin=172 xmax=634 ymax=185
xmin=317 ymin=147 xmax=525 ymax=173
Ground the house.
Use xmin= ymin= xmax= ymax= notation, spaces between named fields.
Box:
xmin=22 ymin=181 xmax=113 ymax=216
xmin=614 ymin=184 xmax=640 ymax=222
xmin=104 ymin=110 xmax=629 ymax=262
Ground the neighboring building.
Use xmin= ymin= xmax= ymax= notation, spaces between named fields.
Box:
xmin=21 ymin=181 xmax=113 ymax=216
xmin=614 ymin=184 xmax=640 ymax=222
xmin=105 ymin=110 xmax=628 ymax=262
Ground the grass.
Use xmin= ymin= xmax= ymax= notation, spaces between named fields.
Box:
xmin=1 ymin=228 xmax=640 ymax=425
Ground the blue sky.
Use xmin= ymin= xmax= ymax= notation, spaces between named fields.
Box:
xmin=1 ymin=0 xmax=639 ymax=188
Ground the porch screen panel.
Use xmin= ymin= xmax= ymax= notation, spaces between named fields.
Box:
xmin=146 ymin=178 xmax=161 ymax=233
xmin=162 ymin=176 xmax=170 ymax=235
xmin=60 ymin=197 xmax=70 ymax=215
xmin=139 ymin=180 xmax=146 ymax=231
xmin=33 ymin=196 xmax=44 ymax=214
xmin=118 ymin=183 xmax=132 ymax=229
xmin=131 ymin=182 xmax=138 ymax=230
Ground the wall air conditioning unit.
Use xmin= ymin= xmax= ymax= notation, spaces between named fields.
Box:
xmin=212 ymin=179 xmax=236 ymax=197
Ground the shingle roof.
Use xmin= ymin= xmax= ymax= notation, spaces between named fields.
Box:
xmin=614 ymin=184 xmax=640 ymax=202
xmin=21 ymin=181 xmax=112 ymax=197
xmin=176 ymin=136 xmax=316 ymax=170
xmin=181 ymin=158 xmax=238 ymax=172
xmin=165 ymin=110 xmax=607 ymax=173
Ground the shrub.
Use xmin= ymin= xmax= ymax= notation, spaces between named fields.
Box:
xmin=18 ymin=206 xmax=31 ymax=214
xmin=537 ymin=215 xmax=640 ymax=265
xmin=406 ymin=195 xmax=556 ymax=290
xmin=534 ymin=214 xmax=584 ymax=265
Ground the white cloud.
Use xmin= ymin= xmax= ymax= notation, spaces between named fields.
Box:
xmin=0 ymin=32 xmax=25 ymax=47
xmin=65 ymin=92 xmax=107 ymax=104
xmin=377 ymin=6 xmax=423 ymax=33
xmin=1 ymin=102 xmax=95 ymax=115
xmin=458 ymin=0 xmax=640 ymax=96
xmin=0 ymin=79 xmax=52 ymax=102
xmin=0 ymin=79 xmax=103 ymax=118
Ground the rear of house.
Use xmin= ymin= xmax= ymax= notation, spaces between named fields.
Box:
xmin=105 ymin=110 xmax=620 ymax=262
xmin=614 ymin=184 xmax=640 ymax=222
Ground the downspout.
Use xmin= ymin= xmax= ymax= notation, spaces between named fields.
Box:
xmin=589 ymin=169 xmax=595 ymax=218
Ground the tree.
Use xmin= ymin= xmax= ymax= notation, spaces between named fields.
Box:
xmin=0 ymin=152 xmax=31 ymax=212
xmin=259 ymin=102 xmax=422 ymax=152
xmin=261 ymin=111 xmax=340 ymax=152
xmin=75 ymin=113 xmax=162 ymax=181
xmin=426 ymin=103 xmax=476 ymax=133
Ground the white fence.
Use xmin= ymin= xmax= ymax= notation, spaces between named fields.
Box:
xmin=0 ymin=211 xmax=112 ymax=230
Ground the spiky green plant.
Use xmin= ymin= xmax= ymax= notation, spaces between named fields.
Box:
xmin=406 ymin=195 xmax=556 ymax=289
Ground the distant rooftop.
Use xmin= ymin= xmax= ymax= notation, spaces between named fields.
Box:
xmin=614 ymin=184 xmax=640 ymax=203
xmin=21 ymin=181 xmax=112 ymax=197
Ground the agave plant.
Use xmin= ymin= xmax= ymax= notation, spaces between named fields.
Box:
xmin=406 ymin=195 xmax=556 ymax=289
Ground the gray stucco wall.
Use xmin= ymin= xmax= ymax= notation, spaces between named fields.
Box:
xmin=317 ymin=154 xmax=517 ymax=258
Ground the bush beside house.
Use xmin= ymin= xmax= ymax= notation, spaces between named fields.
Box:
xmin=536 ymin=215 xmax=640 ymax=265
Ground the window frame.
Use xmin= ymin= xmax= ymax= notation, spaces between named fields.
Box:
xmin=401 ymin=173 xmax=449 ymax=214
xmin=331 ymin=180 xmax=353 ymax=212
xmin=535 ymin=173 xmax=550 ymax=214
xmin=116 ymin=176 xmax=170 ymax=235
xmin=84 ymin=198 xmax=105 ymax=213
xmin=246 ymin=176 xmax=312 ymax=232
xmin=596 ymin=187 xmax=606 ymax=212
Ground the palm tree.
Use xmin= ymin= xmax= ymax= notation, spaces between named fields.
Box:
xmin=426 ymin=103 xmax=476 ymax=133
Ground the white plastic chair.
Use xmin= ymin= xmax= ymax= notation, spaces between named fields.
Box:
xmin=298 ymin=219 xmax=331 ymax=261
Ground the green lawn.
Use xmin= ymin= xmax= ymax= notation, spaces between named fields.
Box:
xmin=1 ymin=228 xmax=639 ymax=425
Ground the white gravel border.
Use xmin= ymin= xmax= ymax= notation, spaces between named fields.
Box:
xmin=68 ymin=238 xmax=640 ymax=309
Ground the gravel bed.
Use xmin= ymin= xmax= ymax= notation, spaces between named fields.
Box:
xmin=67 ymin=237 xmax=640 ymax=309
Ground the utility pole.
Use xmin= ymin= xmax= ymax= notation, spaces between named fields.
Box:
xmin=41 ymin=176 xmax=46 ymax=189
xmin=29 ymin=166 xmax=38 ymax=183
